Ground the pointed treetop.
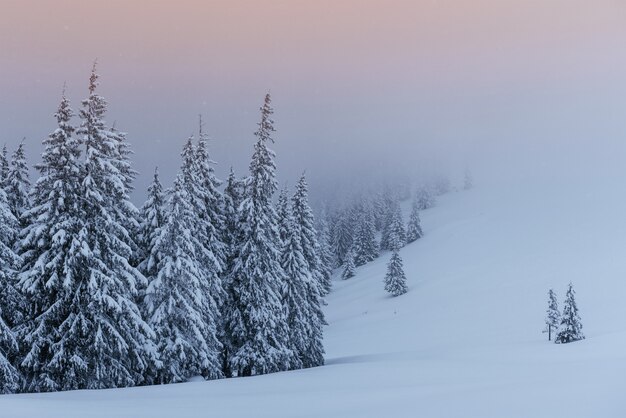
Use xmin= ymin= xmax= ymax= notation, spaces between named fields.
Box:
xmin=89 ymin=60 xmax=99 ymax=94
xmin=255 ymin=92 xmax=275 ymax=143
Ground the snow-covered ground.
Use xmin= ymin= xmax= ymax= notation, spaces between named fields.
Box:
xmin=3 ymin=170 xmax=626 ymax=417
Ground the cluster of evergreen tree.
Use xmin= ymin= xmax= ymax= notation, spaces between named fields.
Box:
xmin=0 ymin=67 xmax=327 ymax=393
xmin=324 ymin=184 xmax=427 ymax=281
xmin=544 ymin=284 xmax=584 ymax=344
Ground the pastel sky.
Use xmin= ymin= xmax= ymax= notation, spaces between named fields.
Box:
xmin=1 ymin=0 xmax=626 ymax=200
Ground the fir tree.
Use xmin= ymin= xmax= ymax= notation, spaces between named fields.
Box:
xmin=144 ymin=175 xmax=222 ymax=383
xmin=341 ymin=247 xmax=356 ymax=280
xmin=464 ymin=167 xmax=473 ymax=190
xmin=415 ymin=185 xmax=435 ymax=210
xmin=545 ymin=289 xmax=560 ymax=341
xmin=0 ymin=145 xmax=8 ymax=187
xmin=330 ymin=209 xmax=353 ymax=266
xmin=16 ymin=90 xmax=88 ymax=392
xmin=4 ymin=141 xmax=30 ymax=222
xmin=137 ymin=168 xmax=167 ymax=289
xmin=352 ymin=204 xmax=378 ymax=266
xmin=107 ymin=124 xmax=141 ymax=265
xmin=223 ymin=167 xmax=244 ymax=254
xmin=225 ymin=93 xmax=291 ymax=377
xmin=292 ymin=174 xmax=328 ymax=296
xmin=406 ymin=197 xmax=423 ymax=243
xmin=30 ymin=64 xmax=159 ymax=390
xmin=195 ymin=116 xmax=227 ymax=273
xmin=276 ymin=186 xmax=291 ymax=244
xmin=220 ymin=167 xmax=244 ymax=376
xmin=555 ymin=283 xmax=584 ymax=344
xmin=316 ymin=207 xmax=334 ymax=294
xmin=280 ymin=204 xmax=324 ymax=369
xmin=0 ymin=189 xmax=21 ymax=393
xmin=385 ymin=202 xmax=406 ymax=251
xmin=384 ymin=250 xmax=408 ymax=297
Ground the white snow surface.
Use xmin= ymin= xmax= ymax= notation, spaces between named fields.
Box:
xmin=3 ymin=173 xmax=626 ymax=417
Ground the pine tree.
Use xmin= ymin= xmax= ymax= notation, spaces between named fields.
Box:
xmin=38 ymin=64 xmax=158 ymax=390
xmin=415 ymin=185 xmax=435 ymax=210
xmin=220 ymin=167 xmax=244 ymax=376
xmin=385 ymin=202 xmax=406 ymax=251
xmin=330 ymin=209 xmax=353 ymax=266
xmin=137 ymin=168 xmax=167 ymax=290
xmin=464 ymin=167 xmax=473 ymax=190
xmin=406 ymin=197 xmax=423 ymax=243
xmin=276 ymin=186 xmax=291 ymax=244
xmin=144 ymin=175 xmax=222 ymax=383
xmin=280 ymin=204 xmax=324 ymax=369
xmin=195 ymin=116 xmax=227 ymax=274
xmin=352 ymin=204 xmax=378 ymax=266
xmin=0 ymin=145 xmax=9 ymax=187
xmin=292 ymin=174 xmax=328 ymax=296
xmin=178 ymin=135 xmax=224 ymax=314
xmin=16 ymin=91 xmax=88 ymax=392
xmin=107 ymin=124 xmax=141 ymax=265
xmin=4 ymin=141 xmax=30 ymax=222
xmin=555 ymin=283 xmax=584 ymax=344
xmin=225 ymin=93 xmax=291 ymax=377
xmin=341 ymin=247 xmax=356 ymax=280
xmin=223 ymin=168 xmax=244 ymax=255
xmin=384 ymin=250 xmax=408 ymax=296
xmin=316 ymin=207 xmax=334 ymax=294
xmin=545 ymin=289 xmax=560 ymax=341
xmin=0 ymin=189 xmax=21 ymax=393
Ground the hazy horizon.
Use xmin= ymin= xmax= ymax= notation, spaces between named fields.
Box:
xmin=2 ymin=0 xmax=626 ymax=203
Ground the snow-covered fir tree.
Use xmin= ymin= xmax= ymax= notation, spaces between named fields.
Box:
xmin=223 ymin=167 xmax=244 ymax=256
xmin=330 ymin=209 xmax=353 ymax=266
xmin=137 ymin=168 xmax=167 ymax=289
xmin=178 ymin=135 xmax=224 ymax=311
xmin=0 ymin=188 xmax=21 ymax=394
xmin=0 ymin=298 xmax=20 ymax=394
xmin=415 ymin=185 xmax=435 ymax=210
xmin=280 ymin=203 xmax=325 ymax=369
xmin=144 ymin=175 xmax=222 ymax=383
xmin=545 ymin=288 xmax=560 ymax=341
xmin=341 ymin=247 xmax=356 ymax=280
xmin=384 ymin=250 xmax=408 ymax=297
xmin=372 ymin=191 xmax=387 ymax=231
xmin=378 ymin=190 xmax=397 ymax=251
xmin=194 ymin=117 xmax=227 ymax=274
xmin=464 ymin=167 xmax=473 ymax=190
xmin=16 ymin=91 xmax=88 ymax=392
xmin=405 ymin=197 xmax=423 ymax=243
xmin=276 ymin=186 xmax=291 ymax=244
xmin=316 ymin=207 xmax=334 ymax=294
xmin=224 ymin=93 xmax=291 ymax=377
xmin=555 ymin=283 xmax=584 ymax=344
xmin=220 ymin=167 xmax=244 ymax=375
xmin=291 ymin=174 xmax=329 ymax=296
xmin=352 ymin=203 xmax=378 ymax=266
xmin=0 ymin=145 xmax=8 ymax=187
xmin=385 ymin=202 xmax=406 ymax=251
xmin=30 ymin=65 xmax=158 ymax=390
xmin=107 ymin=124 xmax=141 ymax=265
xmin=4 ymin=141 xmax=30 ymax=222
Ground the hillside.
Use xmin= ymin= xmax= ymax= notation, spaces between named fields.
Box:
xmin=4 ymin=175 xmax=626 ymax=417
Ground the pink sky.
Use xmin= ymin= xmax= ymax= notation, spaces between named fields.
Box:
xmin=1 ymin=0 xmax=626 ymax=198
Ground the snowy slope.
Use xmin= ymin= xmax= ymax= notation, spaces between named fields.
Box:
xmin=3 ymin=174 xmax=626 ymax=417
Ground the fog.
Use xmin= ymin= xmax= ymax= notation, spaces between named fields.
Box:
xmin=1 ymin=0 xmax=626 ymax=204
